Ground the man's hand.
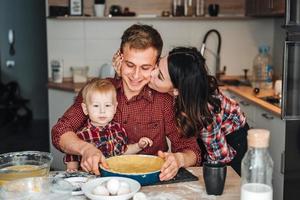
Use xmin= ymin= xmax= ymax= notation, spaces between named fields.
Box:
xmin=157 ymin=150 xmax=184 ymax=181
xmin=80 ymin=143 xmax=109 ymax=175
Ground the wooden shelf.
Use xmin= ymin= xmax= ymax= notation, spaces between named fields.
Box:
xmin=47 ymin=15 xmax=255 ymax=21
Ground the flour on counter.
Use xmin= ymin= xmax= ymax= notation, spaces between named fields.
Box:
xmin=146 ymin=192 xmax=181 ymax=200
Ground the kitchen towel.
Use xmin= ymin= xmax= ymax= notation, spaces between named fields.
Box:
xmin=153 ymin=167 xmax=198 ymax=185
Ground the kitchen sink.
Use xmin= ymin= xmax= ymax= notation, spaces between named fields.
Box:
xmin=218 ymin=79 xmax=252 ymax=87
xmin=259 ymin=96 xmax=281 ymax=108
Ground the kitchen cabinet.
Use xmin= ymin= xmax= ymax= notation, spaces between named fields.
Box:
xmin=255 ymin=106 xmax=285 ymax=200
xmin=245 ymin=0 xmax=285 ymax=17
xmin=48 ymin=89 xmax=76 ymax=170
xmin=223 ymin=89 xmax=285 ymax=200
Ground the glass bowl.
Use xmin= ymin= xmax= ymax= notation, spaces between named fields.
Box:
xmin=0 ymin=151 xmax=53 ymax=186
xmin=0 ymin=177 xmax=73 ymax=200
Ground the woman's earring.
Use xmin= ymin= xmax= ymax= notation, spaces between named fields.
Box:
xmin=173 ymin=89 xmax=179 ymax=96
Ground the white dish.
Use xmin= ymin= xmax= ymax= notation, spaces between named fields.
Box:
xmin=64 ymin=177 xmax=89 ymax=195
xmin=82 ymin=177 xmax=141 ymax=200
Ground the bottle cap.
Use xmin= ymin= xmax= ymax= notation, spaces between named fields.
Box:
xmin=247 ymin=129 xmax=270 ymax=148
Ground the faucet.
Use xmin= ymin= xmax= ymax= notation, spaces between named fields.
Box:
xmin=200 ymin=29 xmax=223 ymax=80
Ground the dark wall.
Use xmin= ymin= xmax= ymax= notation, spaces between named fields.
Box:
xmin=0 ymin=0 xmax=48 ymax=119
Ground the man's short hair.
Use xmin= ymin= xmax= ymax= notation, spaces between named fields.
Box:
xmin=82 ymin=79 xmax=117 ymax=104
xmin=120 ymin=24 xmax=163 ymax=62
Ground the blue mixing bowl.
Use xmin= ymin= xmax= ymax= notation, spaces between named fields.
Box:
xmin=100 ymin=155 xmax=164 ymax=186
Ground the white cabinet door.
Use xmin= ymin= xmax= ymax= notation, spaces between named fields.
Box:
xmin=48 ymin=89 xmax=76 ymax=170
xmin=254 ymin=107 xmax=285 ymax=200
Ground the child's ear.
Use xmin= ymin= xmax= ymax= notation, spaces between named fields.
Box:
xmin=81 ymin=103 xmax=88 ymax=115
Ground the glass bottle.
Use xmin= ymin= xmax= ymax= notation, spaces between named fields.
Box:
xmin=173 ymin=0 xmax=184 ymax=16
xmin=252 ymin=45 xmax=273 ymax=89
xmin=184 ymin=0 xmax=194 ymax=16
xmin=196 ymin=0 xmax=205 ymax=16
xmin=241 ymin=129 xmax=273 ymax=200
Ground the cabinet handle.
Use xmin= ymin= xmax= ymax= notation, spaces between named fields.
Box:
xmin=230 ymin=95 xmax=237 ymax=99
xmin=281 ymin=151 xmax=285 ymax=174
xmin=240 ymin=100 xmax=250 ymax=106
xmin=261 ymin=113 xmax=274 ymax=120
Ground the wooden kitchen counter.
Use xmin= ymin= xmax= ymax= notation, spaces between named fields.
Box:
xmin=48 ymin=80 xmax=87 ymax=93
xmin=48 ymin=80 xmax=281 ymax=117
xmin=141 ymin=166 xmax=241 ymax=200
xmin=223 ymin=86 xmax=281 ymax=117
xmin=50 ymin=166 xmax=241 ymax=200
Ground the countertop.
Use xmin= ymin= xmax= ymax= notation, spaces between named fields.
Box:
xmin=50 ymin=166 xmax=241 ymax=200
xmin=48 ymin=80 xmax=86 ymax=93
xmin=48 ymin=80 xmax=281 ymax=117
xmin=223 ymin=86 xmax=281 ymax=117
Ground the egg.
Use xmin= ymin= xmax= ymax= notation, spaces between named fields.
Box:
xmin=92 ymin=185 xmax=109 ymax=196
xmin=106 ymin=178 xmax=120 ymax=195
xmin=117 ymin=181 xmax=131 ymax=195
xmin=119 ymin=181 xmax=130 ymax=190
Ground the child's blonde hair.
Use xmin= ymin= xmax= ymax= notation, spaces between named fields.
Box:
xmin=81 ymin=79 xmax=117 ymax=104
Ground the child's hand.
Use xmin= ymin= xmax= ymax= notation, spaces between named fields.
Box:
xmin=138 ymin=137 xmax=153 ymax=149
xmin=66 ymin=161 xmax=79 ymax=173
xmin=67 ymin=168 xmax=78 ymax=173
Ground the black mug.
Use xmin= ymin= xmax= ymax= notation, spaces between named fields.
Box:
xmin=203 ymin=161 xmax=227 ymax=195
xmin=208 ymin=4 xmax=219 ymax=17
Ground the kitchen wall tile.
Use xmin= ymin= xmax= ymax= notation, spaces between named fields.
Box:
xmin=85 ymin=21 xmax=134 ymax=39
xmin=85 ymin=59 xmax=115 ymax=78
xmin=47 ymin=18 xmax=276 ymax=77
xmin=48 ymin=39 xmax=85 ymax=77
xmin=85 ymin=39 xmax=120 ymax=60
xmin=47 ymin=20 xmax=84 ymax=39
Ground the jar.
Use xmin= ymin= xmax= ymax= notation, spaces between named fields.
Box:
xmin=51 ymin=60 xmax=63 ymax=83
xmin=71 ymin=66 xmax=89 ymax=83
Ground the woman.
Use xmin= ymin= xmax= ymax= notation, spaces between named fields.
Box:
xmin=113 ymin=47 xmax=249 ymax=175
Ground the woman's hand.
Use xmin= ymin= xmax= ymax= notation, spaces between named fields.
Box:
xmin=80 ymin=143 xmax=109 ymax=175
xmin=157 ymin=150 xmax=184 ymax=181
xmin=112 ymin=49 xmax=123 ymax=77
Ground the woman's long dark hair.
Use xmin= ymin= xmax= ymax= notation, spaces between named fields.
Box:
xmin=168 ymin=47 xmax=221 ymax=137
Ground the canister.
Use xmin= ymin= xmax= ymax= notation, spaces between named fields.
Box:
xmin=51 ymin=60 xmax=63 ymax=83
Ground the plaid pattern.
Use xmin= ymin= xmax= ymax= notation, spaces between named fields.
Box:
xmin=52 ymin=78 xmax=201 ymax=165
xmin=64 ymin=120 xmax=128 ymax=163
xmin=200 ymin=92 xmax=246 ymax=163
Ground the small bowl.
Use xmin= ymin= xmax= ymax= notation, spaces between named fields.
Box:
xmin=100 ymin=155 xmax=164 ymax=186
xmin=0 ymin=151 xmax=53 ymax=186
xmin=0 ymin=177 xmax=73 ymax=200
xmin=82 ymin=177 xmax=141 ymax=200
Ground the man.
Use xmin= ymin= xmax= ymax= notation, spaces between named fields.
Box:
xmin=52 ymin=24 xmax=201 ymax=181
